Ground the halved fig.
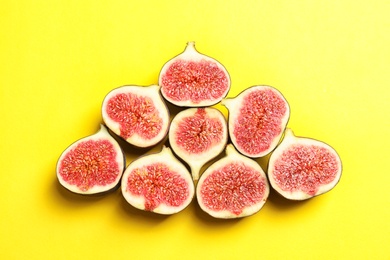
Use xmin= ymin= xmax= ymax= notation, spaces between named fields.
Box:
xmin=197 ymin=144 xmax=270 ymax=219
xmin=121 ymin=146 xmax=195 ymax=215
xmin=56 ymin=124 xmax=125 ymax=195
xmin=268 ymin=129 xmax=342 ymax=200
xmin=159 ymin=41 xmax=231 ymax=107
xmin=222 ymin=85 xmax=290 ymax=158
xmin=102 ymin=85 xmax=170 ymax=148
xmin=169 ymin=107 xmax=228 ymax=181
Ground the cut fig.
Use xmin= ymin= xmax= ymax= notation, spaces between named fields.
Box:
xmin=56 ymin=124 xmax=125 ymax=195
xmin=268 ymin=129 xmax=342 ymax=200
xmin=159 ymin=41 xmax=231 ymax=107
xmin=197 ymin=144 xmax=270 ymax=219
xmin=222 ymin=85 xmax=290 ymax=158
xmin=169 ymin=107 xmax=228 ymax=181
xmin=102 ymin=85 xmax=170 ymax=148
xmin=121 ymin=146 xmax=195 ymax=215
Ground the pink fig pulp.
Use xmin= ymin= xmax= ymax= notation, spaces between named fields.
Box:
xmin=169 ymin=107 xmax=228 ymax=181
xmin=121 ymin=146 xmax=195 ymax=215
xmin=222 ymin=85 xmax=290 ymax=158
xmin=102 ymin=85 xmax=170 ymax=148
xmin=56 ymin=125 xmax=125 ymax=195
xmin=159 ymin=42 xmax=231 ymax=107
xmin=197 ymin=144 xmax=270 ymax=219
xmin=268 ymin=129 xmax=342 ymax=200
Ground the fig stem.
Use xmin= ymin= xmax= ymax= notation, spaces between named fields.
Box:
xmin=283 ymin=128 xmax=295 ymax=139
xmin=220 ymin=98 xmax=234 ymax=110
xmin=185 ymin=41 xmax=197 ymax=53
xmin=225 ymin=144 xmax=236 ymax=156
xmin=146 ymin=84 xmax=161 ymax=93
xmin=98 ymin=124 xmax=109 ymax=135
xmin=190 ymin=164 xmax=202 ymax=181
xmin=160 ymin=145 xmax=173 ymax=156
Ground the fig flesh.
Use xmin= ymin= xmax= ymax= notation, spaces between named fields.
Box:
xmin=102 ymin=85 xmax=170 ymax=148
xmin=56 ymin=125 xmax=125 ymax=195
xmin=121 ymin=146 xmax=195 ymax=215
xmin=169 ymin=107 xmax=228 ymax=181
xmin=222 ymin=85 xmax=290 ymax=158
xmin=267 ymin=129 xmax=342 ymax=200
xmin=197 ymin=144 xmax=270 ymax=219
xmin=159 ymin=42 xmax=231 ymax=107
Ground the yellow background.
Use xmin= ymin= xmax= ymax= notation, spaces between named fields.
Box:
xmin=1 ymin=0 xmax=389 ymax=259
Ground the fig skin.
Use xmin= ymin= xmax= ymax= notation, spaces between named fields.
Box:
xmin=158 ymin=41 xmax=231 ymax=107
xmin=267 ymin=129 xmax=342 ymax=200
xmin=221 ymin=85 xmax=290 ymax=158
xmin=196 ymin=144 xmax=270 ymax=219
xmin=168 ymin=107 xmax=228 ymax=181
xmin=56 ymin=124 xmax=125 ymax=195
xmin=121 ymin=146 xmax=195 ymax=215
xmin=101 ymin=84 xmax=170 ymax=148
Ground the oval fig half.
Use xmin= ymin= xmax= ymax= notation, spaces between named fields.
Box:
xmin=121 ymin=146 xmax=195 ymax=215
xmin=56 ymin=125 xmax=125 ymax=195
xmin=169 ymin=107 xmax=228 ymax=181
xmin=222 ymin=85 xmax=290 ymax=158
xmin=159 ymin=42 xmax=231 ymax=107
xmin=268 ymin=129 xmax=342 ymax=200
xmin=102 ymin=85 xmax=170 ymax=148
xmin=197 ymin=144 xmax=270 ymax=219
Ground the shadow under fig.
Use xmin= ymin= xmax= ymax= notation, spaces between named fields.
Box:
xmin=266 ymin=188 xmax=312 ymax=211
xmin=118 ymin=193 xmax=171 ymax=223
xmin=53 ymin=177 xmax=117 ymax=204
xmin=254 ymin=154 xmax=311 ymax=211
xmin=191 ymin=197 xmax=243 ymax=226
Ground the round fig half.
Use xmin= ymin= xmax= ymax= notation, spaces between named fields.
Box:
xmin=56 ymin=125 xmax=125 ymax=195
xmin=102 ymin=85 xmax=170 ymax=148
xmin=169 ymin=107 xmax=228 ymax=181
xmin=159 ymin=41 xmax=231 ymax=107
xmin=221 ymin=85 xmax=290 ymax=158
xmin=268 ymin=129 xmax=342 ymax=200
xmin=121 ymin=146 xmax=195 ymax=215
xmin=197 ymin=144 xmax=270 ymax=219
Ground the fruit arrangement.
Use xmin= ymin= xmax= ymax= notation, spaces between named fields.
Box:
xmin=56 ymin=42 xmax=342 ymax=218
